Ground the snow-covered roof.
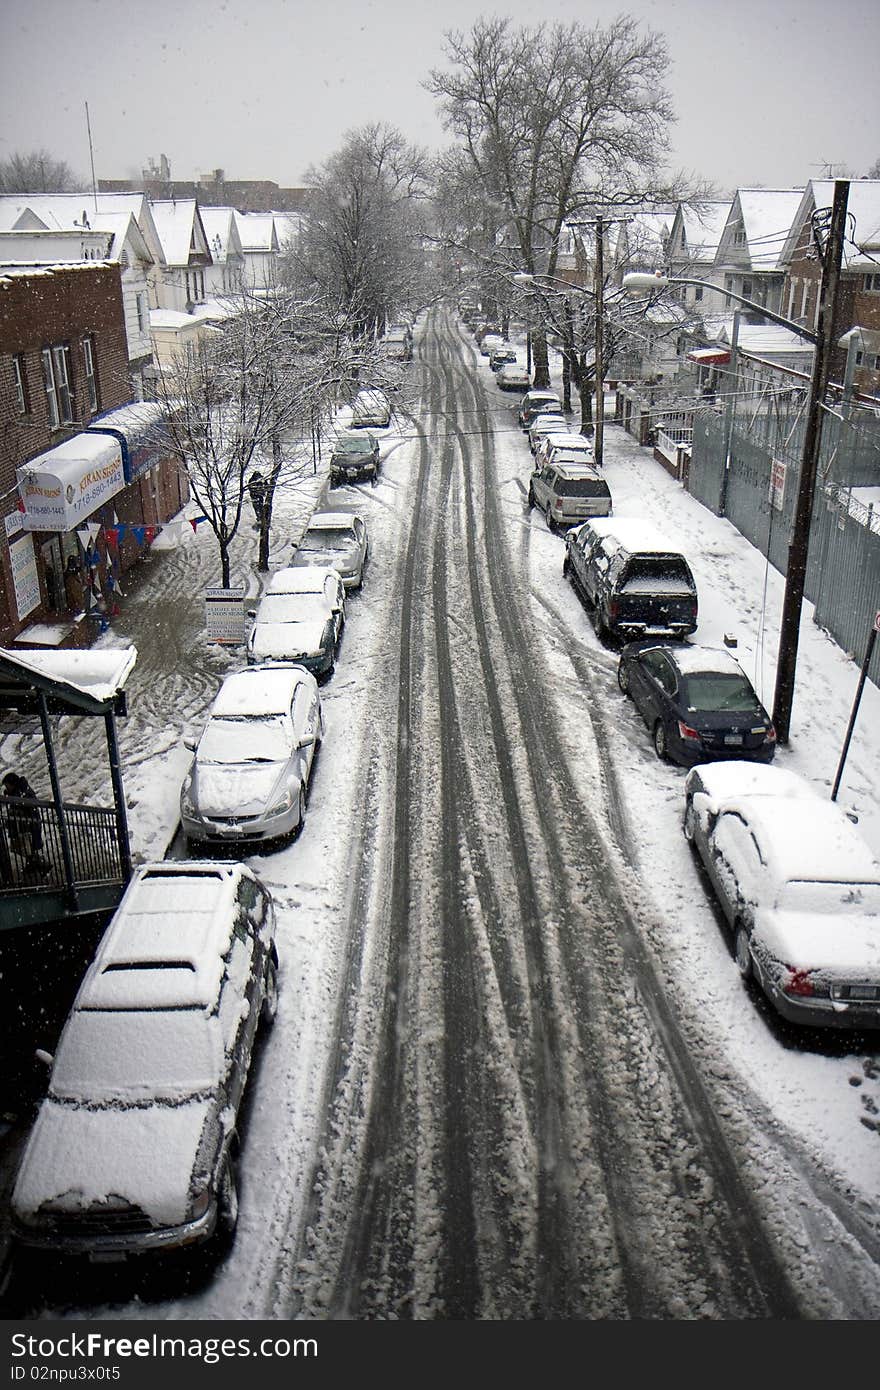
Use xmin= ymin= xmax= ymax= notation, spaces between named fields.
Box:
xmin=199 ymin=206 xmax=244 ymax=263
xmin=675 ymin=201 xmax=733 ymax=260
xmin=210 ymin=664 xmax=307 ymax=717
xmin=718 ymin=189 xmax=804 ymax=271
xmin=233 ymin=211 xmax=279 ymax=253
xmin=780 ymin=180 xmax=880 ymax=270
xmin=272 ymin=211 xmax=303 ymax=250
xmin=720 ymin=322 xmax=814 ymax=356
xmin=0 ymin=192 xmax=165 ymax=266
xmin=582 ymin=517 xmax=685 ymax=554
xmin=150 ymin=199 xmax=211 ymax=267
xmin=0 ymin=645 xmax=137 ymax=708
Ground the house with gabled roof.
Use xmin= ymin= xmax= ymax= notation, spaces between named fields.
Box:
xmin=667 ymin=201 xmax=732 ymax=316
xmin=149 ymin=199 xmax=213 ymax=313
xmin=779 ymin=179 xmax=880 ymax=396
xmin=233 ymin=211 xmax=280 ymax=292
xmin=0 ymin=194 xmax=163 ymax=399
xmin=199 ymin=207 xmax=245 ymax=298
xmin=712 ymin=188 xmax=804 ymax=315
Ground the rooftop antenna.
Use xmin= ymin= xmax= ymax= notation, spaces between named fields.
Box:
xmin=85 ymin=101 xmax=98 ymax=213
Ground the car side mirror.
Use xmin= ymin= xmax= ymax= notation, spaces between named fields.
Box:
xmin=297 ymin=735 xmax=316 ymax=750
xmin=183 ymin=736 xmax=197 ymax=752
xmin=35 ymin=1048 xmax=54 ymax=1068
xmin=691 ymin=791 xmax=715 ymax=830
xmin=247 ymin=608 xmax=257 ymax=620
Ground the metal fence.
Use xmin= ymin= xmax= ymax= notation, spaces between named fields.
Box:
xmin=688 ymin=401 xmax=880 ymax=685
xmin=0 ymin=797 xmax=125 ymax=895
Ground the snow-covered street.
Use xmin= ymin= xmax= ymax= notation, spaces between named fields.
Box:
xmin=3 ymin=307 xmax=880 ymax=1319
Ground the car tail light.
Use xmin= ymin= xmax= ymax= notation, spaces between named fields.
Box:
xmin=766 ymin=724 xmax=777 ymax=743
xmin=677 ymin=721 xmax=701 ymax=742
xmin=781 ymin=967 xmax=815 ymax=997
xmin=608 ymin=599 xmax=620 ymax=619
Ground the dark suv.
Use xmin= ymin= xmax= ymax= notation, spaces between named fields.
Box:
xmin=564 ymin=518 xmax=698 ymax=640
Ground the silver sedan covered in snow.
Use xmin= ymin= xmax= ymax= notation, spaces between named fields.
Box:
xmin=684 ymin=762 xmax=880 ymax=1028
xmin=246 ymin=590 xmax=340 ymax=677
xmin=290 ymin=511 xmax=368 ymax=590
xmin=180 ymin=664 xmax=324 ymax=845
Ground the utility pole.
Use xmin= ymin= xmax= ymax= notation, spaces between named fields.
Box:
xmin=594 ymin=216 xmax=605 ymax=466
xmin=772 ymin=180 xmax=850 ymax=745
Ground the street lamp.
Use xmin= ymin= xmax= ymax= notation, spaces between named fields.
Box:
xmin=622 ymin=176 xmax=849 ymax=748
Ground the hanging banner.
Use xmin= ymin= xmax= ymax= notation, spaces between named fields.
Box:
xmin=8 ymin=532 xmax=41 ymax=620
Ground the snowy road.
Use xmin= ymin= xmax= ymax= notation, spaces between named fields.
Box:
xmin=6 ymin=307 xmax=880 ymax=1320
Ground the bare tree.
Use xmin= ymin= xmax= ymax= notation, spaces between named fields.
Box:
xmin=286 ymin=123 xmax=434 ymax=336
xmin=426 ymin=16 xmax=677 ymax=387
xmin=153 ymin=288 xmax=343 ymax=583
xmin=0 ymin=149 xmax=83 ymax=193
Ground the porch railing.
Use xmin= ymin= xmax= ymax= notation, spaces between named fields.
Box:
xmin=0 ymin=795 xmax=125 ymax=895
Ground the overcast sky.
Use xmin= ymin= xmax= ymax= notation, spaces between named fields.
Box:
xmin=1 ymin=0 xmax=878 ymax=195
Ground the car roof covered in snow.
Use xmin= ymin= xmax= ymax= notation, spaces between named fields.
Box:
xmin=77 ymin=863 xmax=257 ymax=1011
xmin=685 ymin=760 xmax=814 ymax=807
xmin=718 ymin=795 xmax=880 ymax=888
xmin=306 ymin=511 xmax=361 ymax=531
xmin=582 ymin=517 xmax=685 ymax=555
xmin=210 ymin=664 xmax=310 ymax=717
xmin=266 ymin=565 xmax=344 ymax=597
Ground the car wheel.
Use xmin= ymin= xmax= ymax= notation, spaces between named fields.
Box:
xmin=734 ymin=926 xmax=752 ymax=980
xmin=527 ymin=486 xmax=535 ymax=509
xmin=617 ymin=661 xmax=630 ymax=694
xmin=295 ymin=783 xmax=307 ymax=836
xmin=545 ymin=504 xmax=555 ymax=532
xmin=216 ymin=1152 xmax=239 ymax=1243
xmin=562 ymin=552 xmax=571 ymax=577
xmin=261 ymin=956 xmax=279 ymax=1028
xmin=653 ymin=721 xmax=668 ymax=760
xmin=683 ymin=798 xmax=697 ymax=843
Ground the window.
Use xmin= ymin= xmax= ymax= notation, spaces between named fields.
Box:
xmin=41 ymin=344 xmax=73 ymax=427
xmin=693 ymin=284 xmax=704 ymax=302
xmin=12 ymin=354 xmax=28 ymax=414
xmin=741 ymin=278 xmax=753 ymax=300
xmin=135 ymin=292 xmax=147 ymax=333
xmin=82 ymin=335 xmax=99 ymax=413
xmin=185 ymin=269 xmax=205 ymax=304
xmin=862 ymin=273 xmax=880 ymax=294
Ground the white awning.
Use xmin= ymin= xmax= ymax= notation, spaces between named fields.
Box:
xmin=17 ymin=433 xmax=125 ymax=532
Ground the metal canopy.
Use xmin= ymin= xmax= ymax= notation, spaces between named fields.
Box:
xmin=0 ymin=647 xmax=137 ymax=717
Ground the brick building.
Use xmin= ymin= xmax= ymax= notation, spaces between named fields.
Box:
xmin=0 ymin=262 xmax=187 ymax=649
xmin=100 ymin=161 xmax=312 ymax=214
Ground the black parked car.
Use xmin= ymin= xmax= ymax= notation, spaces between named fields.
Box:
xmin=329 ymin=431 xmax=380 ymax=484
xmin=617 ymin=641 xmax=777 ymax=765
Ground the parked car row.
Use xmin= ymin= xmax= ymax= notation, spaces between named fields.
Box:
xmin=9 ymin=447 xmax=379 ymax=1268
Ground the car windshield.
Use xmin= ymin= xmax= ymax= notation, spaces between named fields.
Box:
xmin=334 ymin=436 xmax=373 ymax=454
xmin=683 ymin=673 xmax=762 ymax=713
xmin=301 ymin=529 xmax=354 ymax=550
xmin=775 ymin=880 xmax=880 ymax=915
xmin=198 ymin=715 xmax=291 ymax=764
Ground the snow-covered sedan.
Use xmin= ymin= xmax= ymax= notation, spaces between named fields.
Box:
xmin=496 ymin=361 xmax=531 ymax=391
xmin=180 ymin=665 xmax=324 ymax=846
xmin=290 ymin=511 xmax=368 ymax=590
xmin=683 ymin=762 xmax=880 ymax=1028
xmin=247 ymin=589 xmax=340 ymax=678
xmin=11 ymin=861 xmax=277 ymax=1259
xmin=265 ymin=564 xmax=346 ymax=635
